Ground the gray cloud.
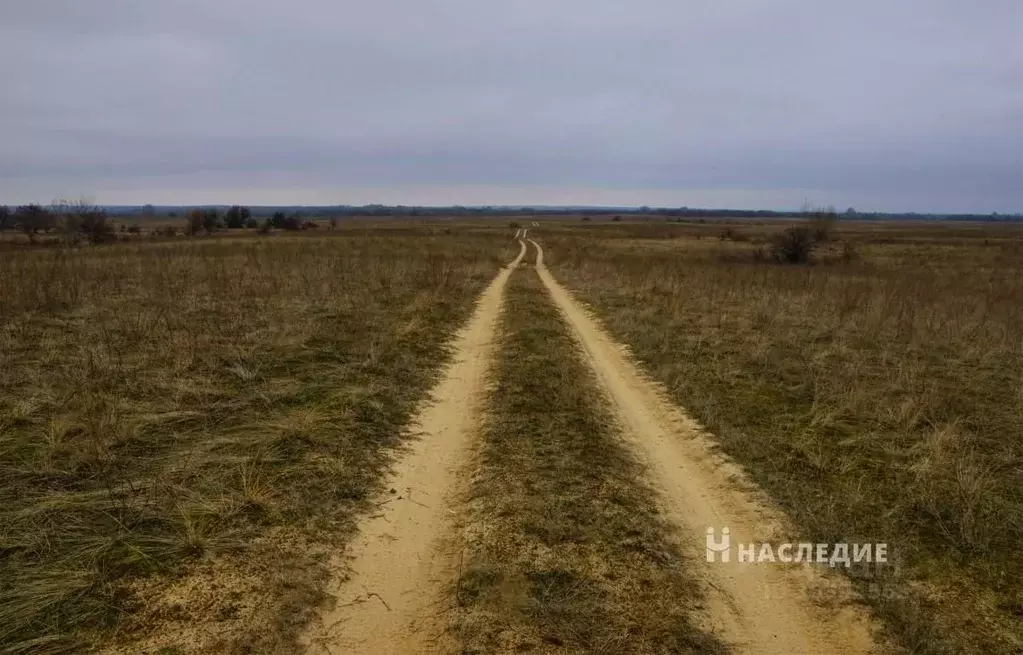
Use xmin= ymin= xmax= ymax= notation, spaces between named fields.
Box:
xmin=1 ymin=0 xmax=1021 ymax=211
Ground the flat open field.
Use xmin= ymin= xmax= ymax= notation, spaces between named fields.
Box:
xmin=540 ymin=218 xmax=1023 ymax=654
xmin=0 ymin=229 xmax=515 ymax=653
xmin=1 ymin=218 xmax=1019 ymax=655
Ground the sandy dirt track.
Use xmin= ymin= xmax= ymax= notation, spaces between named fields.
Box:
xmin=301 ymin=240 xmax=526 ymax=654
xmin=527 ymin=239 xmax=879 ymax=655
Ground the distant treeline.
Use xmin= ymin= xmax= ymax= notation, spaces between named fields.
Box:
xmin=37 ymin=204 xmax=1023 ymax=222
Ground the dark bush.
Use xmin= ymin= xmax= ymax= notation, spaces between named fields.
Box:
xmin=225 ymin=205 xmax=252 ymax=229
xmin=50 ymin=199 xmax=112 ymax=245
xmin=79 ymin=208 xmax=113 ymax=244
xmin=770 ymin=226 xmax=817 ymax=264
xmin=14 ymin=204 xmax=52 ymax=243
xmin=201 ymin=208 xmax=219 ymax=234
xmin=270 ymin=212 xmax=301 ymax=230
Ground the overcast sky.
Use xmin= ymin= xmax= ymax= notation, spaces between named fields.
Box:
xmin=1 ymin=1 xmax=1020 ymax=212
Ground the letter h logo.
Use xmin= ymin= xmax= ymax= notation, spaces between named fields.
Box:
xmin=706 ymin=527 xmax=731 ymax=563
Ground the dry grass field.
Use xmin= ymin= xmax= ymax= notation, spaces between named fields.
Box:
xmin=3 ymin=217 xmax=1021 ymax=655
xmin=541 ymin=219 xmax=1023 ymax=654
xmin=0 ymin=230 xmax=515 ymax=653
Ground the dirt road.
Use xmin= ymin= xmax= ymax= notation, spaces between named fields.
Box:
xmin=302 ymin=239 xmax=526 ymax=654
xmin=302 ymin=235 xmax=878 ymax=654
xmin=528 ymin=239 xmax=877 ymax=654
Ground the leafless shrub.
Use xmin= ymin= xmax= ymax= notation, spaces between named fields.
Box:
xmin=49 ymin=198 xmax=113 ymax=246
xmin=770 ymin=225 xmax=816 ymax=263
xmin=803 ymin=201 xmax=839 ymax=242
xmin=13 ymin=204 xmax=52 ymax=243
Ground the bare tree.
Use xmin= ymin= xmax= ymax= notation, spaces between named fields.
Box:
xmin=14 ymin=204 xmax=51 ymax=243
xmin=0 ymin=205 xmax=10 ymax=231
xmin=78 ymin=202 xmax=112 ymax=244
xmin=800 ymin=200 xmax=838 ymax=242
xmin=51 ymin=199 xmax=80 ymax=245
xmin=51 ymin=197 xmax=113 ymax=245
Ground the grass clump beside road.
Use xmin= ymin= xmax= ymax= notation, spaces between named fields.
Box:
xmin=455 ymin=268 xmax=725 ymax=654
xmin=0 ymin=232 xmax=514 ymax=654
xmin=543 ymin=222 xmax=1023 ymax=655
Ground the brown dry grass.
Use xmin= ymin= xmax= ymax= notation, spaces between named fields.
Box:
xmin=455 ymin=268 xmax=725 ymax=654
xmin=541 ymin=221 xmax=1023 ymax=655
xmin=0 ymin=229 xmax=516 ymax=654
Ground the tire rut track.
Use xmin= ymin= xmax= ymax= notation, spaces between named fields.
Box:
xmin=453 ymin=258 xmax=726 ymax=654
xmin=301 ymin=239 xmax=526 ymax=654
xmin=527 ymin=238 xmax=879 ymax=654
